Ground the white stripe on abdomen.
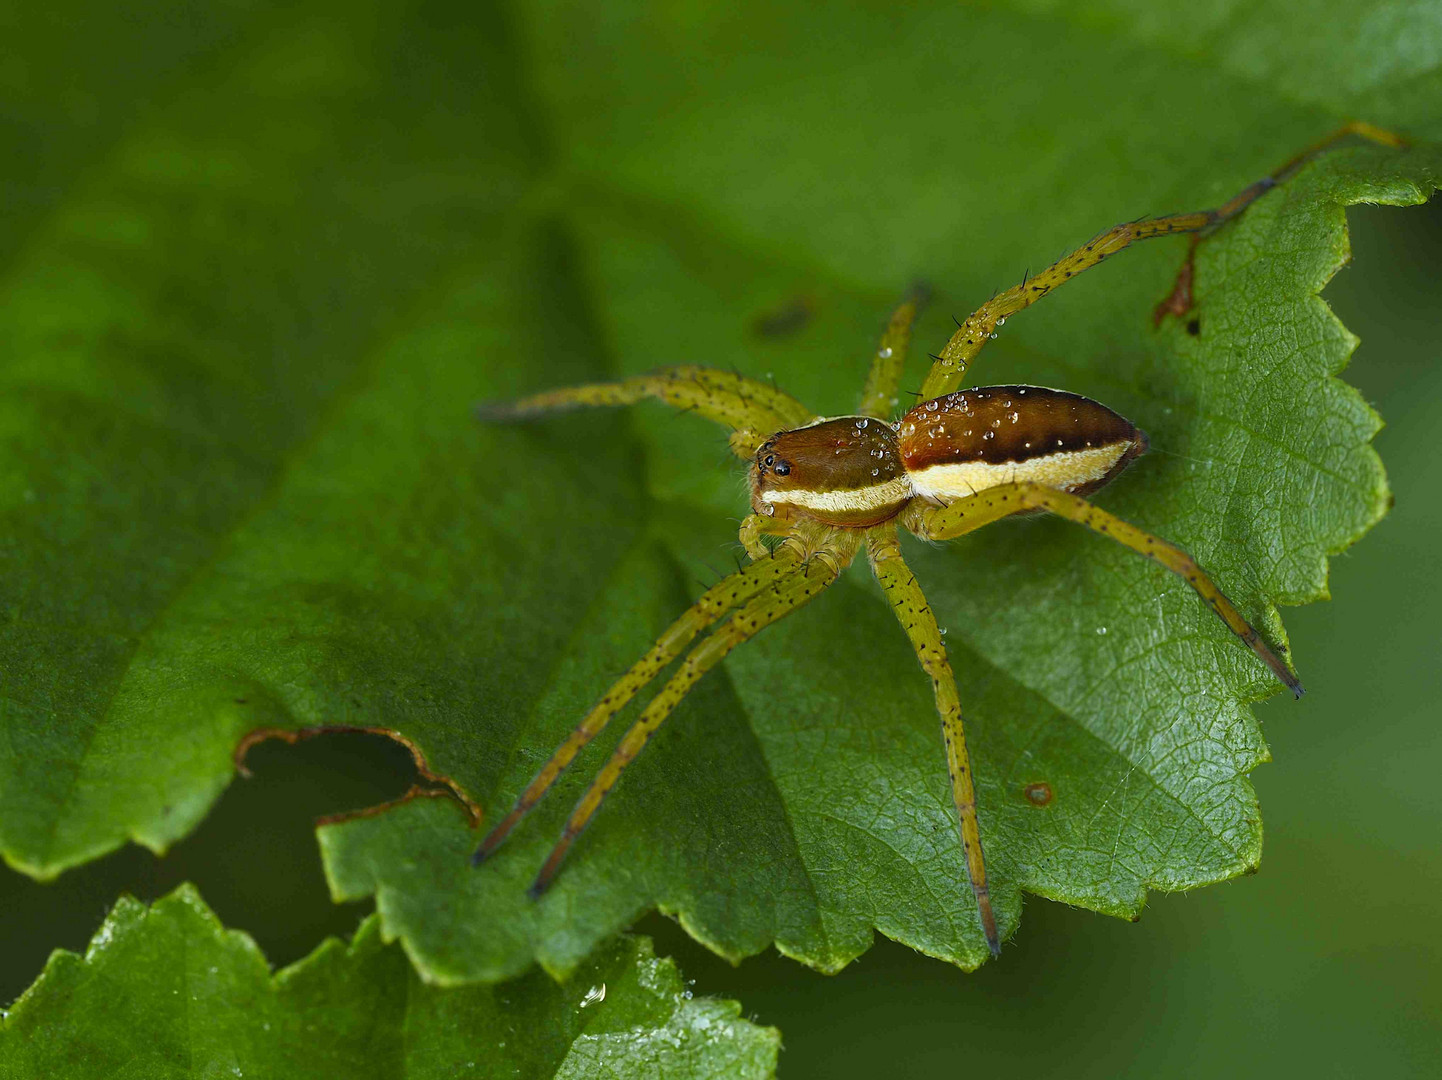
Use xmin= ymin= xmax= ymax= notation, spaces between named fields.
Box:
xmin=907 ymin=443 xmax=1127 ymax=502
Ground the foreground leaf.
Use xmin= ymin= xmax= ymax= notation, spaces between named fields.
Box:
xmin=0 ymin=885 xmax=778 ymax=1079
xmin=2 ymin=0 xmax=1440 ymax=981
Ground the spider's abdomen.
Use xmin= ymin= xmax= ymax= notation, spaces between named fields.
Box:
xmin=898 ymin=385 xmax=1146 ymax=503
xmin=752 ymin=416 xmax=912 ymax=527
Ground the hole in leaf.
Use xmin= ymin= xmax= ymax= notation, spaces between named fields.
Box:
xmin=0 ymin=731 xmax=419 ymax=1007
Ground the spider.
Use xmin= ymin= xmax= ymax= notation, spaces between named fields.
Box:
xmin=471 ymin=122 xmax=1402 ymax=959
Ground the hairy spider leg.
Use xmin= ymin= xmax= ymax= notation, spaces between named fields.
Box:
xmin=919 ymin=122 xmax=1408 ymax=400
xmin=1266 ymin=121 xmax=1407 ymax=190
xmin=471 ymin=541 xmax=807 ymax=867
xmin=476 ymin=365 xmax=815 ymax=459
xmin=529 ymin=536 xmax=859 ymax=897
xmin=1156 ymin=121 xmax=1409 ymax=325
xmin=903 ymin=483 xmax=1303 ymax=697
xmin=857 ymin=287 xmax=929 ymax=419
xmin=739 ymin=511 xmax=794 ymax=562
xmin=868 ymin=525 xmax=1000 ymax=957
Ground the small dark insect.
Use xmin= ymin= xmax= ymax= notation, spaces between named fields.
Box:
xmin=751 ymin=293 xmax=815 ymax=338
xmin=471 ymin=122 xmax=1403 ymax=960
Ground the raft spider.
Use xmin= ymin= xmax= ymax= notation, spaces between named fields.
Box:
xmin=472 ymin=123 xmax=1402 ymax=958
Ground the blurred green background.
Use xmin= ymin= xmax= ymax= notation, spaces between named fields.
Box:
xmin=4 ymin=201 xmax=1438 ymax=1077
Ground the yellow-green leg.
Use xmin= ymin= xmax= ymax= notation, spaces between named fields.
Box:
xmin=478 ymin=365 xmax=816 ymax=459
xmin=868 ymin=525 xmax=1000 ymax=957
xmin=919 ymin=121 xmax=1408 ymax=400
xmin=529 ymin=540 xmax=855 ymax=897
xmin=904 ymin=483 xmax=1303 ymax=696
xmin=472 ymin=540 xmax=806 ymax=867
xmin=857 ymin=287 xmax=928 ymax=419
xmin=738 ymin=511 xmax=792 ymax=561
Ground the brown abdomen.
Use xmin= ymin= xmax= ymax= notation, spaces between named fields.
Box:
xmin=897 ymin=386 xmax=1146 ymax=502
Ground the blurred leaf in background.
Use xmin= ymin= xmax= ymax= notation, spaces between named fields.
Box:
xmin=1 ymin=0 xmax=1440 ymax=1065
xmin=1 ymin=885 xmax=777 ymax=1078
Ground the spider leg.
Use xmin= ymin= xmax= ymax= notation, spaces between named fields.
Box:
xmin=528 ymin=534 xmax=857 ymax=897
xmin=477 ymin=366 xmax=815 ymax=459
xmin=868 ymin=524 xmax=1000 ymax=958
xmin=857 ymin=286 xmax=929 ymax=419
xmin=918 ymin=121 xmax=1407 ymax=399
xmin=471 ymin=540 xmax=807 ymax=868
xmin=738 ymin=511 xmax=792 ymax=561
xmin=1154 ymin=121 xmax=1411 ymax=326
xmin=903 ymin=484 xmax=1303 ymax=697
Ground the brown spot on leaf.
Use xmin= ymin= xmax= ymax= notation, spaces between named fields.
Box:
xmin=1023 ymin=781 xmax=1054 ymax=806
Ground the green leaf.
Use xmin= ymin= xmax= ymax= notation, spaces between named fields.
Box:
xmin=0 ymin=885 xmax=778 ymax=1079
xmin=3 ymin=0 xmax=1440 ymax=980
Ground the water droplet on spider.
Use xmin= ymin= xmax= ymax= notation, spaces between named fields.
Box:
xmin=878 ymin=346 xmax=893 ymax=358
xmin=858 ymin=418 xmax=869 ymax=428
xmin=1018 ymin=387 xmax=1027 ymax=394
xmin=1096 ymin=626 xmax=1108 ymax=635
xmin=963 ymin=429 xmax=972 ymax=437
xmin=982 ymin=430 xmax=995 ymax=440
xmin=990 ymin=418 xmax=1001 ymax=429
xmin=925 ymin=400 xmax=939 ymax=411
xmin=997 ymin=317 xmax=1007 ymax=326
xmin=871 ymin=468 xmax=879 ymax=476
xmin=1002 ymin=399 xmax=1011 ymax=408
xmin=1009 ymin=411 xmax=1020 ymax=423
xmin=988 ymin=332 xmax=998 ymax=339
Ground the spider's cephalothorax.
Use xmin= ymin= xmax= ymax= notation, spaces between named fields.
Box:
xmin=752 ymin=416 xmax=910 ymax=527
xmin=469 ymin=125 xmax=1402 ymax=961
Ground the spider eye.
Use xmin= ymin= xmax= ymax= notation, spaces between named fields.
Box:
xmin=773 ymin=461 xmax=790 ymax=476
xmin=764 ymin=455 xmax=774 ymax=465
